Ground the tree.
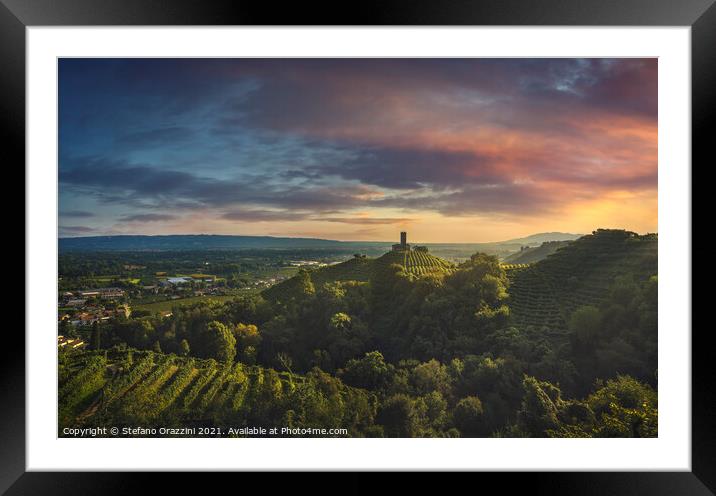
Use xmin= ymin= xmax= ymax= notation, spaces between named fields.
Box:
xmin=377 ymin=394 xmax=420 ymax=437
xmin=410 ymin=359 xmax=451 ymax=397
xmin=547 ymin=375 xmax=657 ymax=438
xmin=241 ymin=345 xmax=257 ymax=365
xmin=587 ymin=375 xmax=657 ymax=437
xmin=180 ymin=339 xmax=190 ymax=356
xmin=200 ymin=321 xmax=237 ymax=362
xmin=234 ymin=323 xmax=261 ymax=348
xmin=329 ymin=312 xmax=351 ymax=333
xmin=90 ymin=322 xmax=101 ymax=350
xmin=277 ymin=352 xmax=293 ymax=374
xmin=422 ymin=391 xmax=448 ymax=430
xmin=59 ymin=319 xmax=76 ymax=338
xmin=569 ymin=306 xmax=602 ymax=350
xmin=339 ymin=351 xmax=394 ymax=391
xmin=453 ymin=396 xmax=485 ymax=437
xmin=152 ymin=340 xmax=162 ymax=353
xmin=296 ymin=269 xmax=315 ymax=297
xmin=517 ymin=376 xmax=562 ymax=437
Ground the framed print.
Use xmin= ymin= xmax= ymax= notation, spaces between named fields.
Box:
xmin=5 ymin=0 xmax=711 ymax=492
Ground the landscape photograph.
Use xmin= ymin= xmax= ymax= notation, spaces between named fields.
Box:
xmin=58 ymin=58 xmax=658 ymax=438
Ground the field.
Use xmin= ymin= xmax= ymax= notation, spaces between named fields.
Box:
xmin=133 ymin=295 xmax=241 ymax=313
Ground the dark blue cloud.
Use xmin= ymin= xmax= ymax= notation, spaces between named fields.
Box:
xmin=312 ymin=146 xmax=495 ymax=190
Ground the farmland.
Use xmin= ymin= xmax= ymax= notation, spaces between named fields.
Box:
xmin=133 ymin=294 xmax=243 ymax=314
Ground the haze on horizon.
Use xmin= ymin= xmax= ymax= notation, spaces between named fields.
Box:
xmin=59 ymin=58 xmax=657 ymax=243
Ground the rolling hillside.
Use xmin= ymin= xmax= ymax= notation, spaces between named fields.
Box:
xmin=262 ymin=250 xmax=455 ymax=302
xmin=505 ymin=229 xmax=657 ymax=334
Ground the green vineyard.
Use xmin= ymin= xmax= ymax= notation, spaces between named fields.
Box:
xmin=59 ymin=349 xmax=376 ymax=436
xmin=506 ymin=229 xmax=657 ymax=334
xmin=374 ymin=250 xmax=455 ymax=276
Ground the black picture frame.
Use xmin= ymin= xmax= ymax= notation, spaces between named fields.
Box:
xmin=4 ymin=0 xmax=709 ymax=492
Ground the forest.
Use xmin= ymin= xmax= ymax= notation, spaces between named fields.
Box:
xmin=59 ymin=229 xmax=658 ymax=438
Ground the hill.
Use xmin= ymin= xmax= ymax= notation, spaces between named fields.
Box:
xmin=59 ymin=349 xmax=375 ymax=436
xmin=262 ymin=249 xmax=455 ymax=302
xmin=503 ymin=240 xmax=572 ymax=264
xmin=262 ymin=256 xmax=374 ymax=302
xmin=505 ymin=229 xmax=657 ymax=334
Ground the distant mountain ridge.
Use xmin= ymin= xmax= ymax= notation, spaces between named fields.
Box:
xmin=58 ymin=232 xmax=582 ymax=252
xmin=58 ymin=234 xmax=364 ymax=251
xmin=503 ymin=240 xmax=573 ymax=264
xmin=502 ymin=232 xmax=582 ymax=245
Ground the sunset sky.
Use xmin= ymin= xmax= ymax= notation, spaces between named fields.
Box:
xmin=58 ymin=58 xmax=657 ymax=243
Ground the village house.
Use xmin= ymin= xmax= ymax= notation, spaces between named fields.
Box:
xmin=65 ymin=298 xmax=87 ymax=307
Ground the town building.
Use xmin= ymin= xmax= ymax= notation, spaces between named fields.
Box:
xmin=79 ymin=287 xmax=125 ymax=299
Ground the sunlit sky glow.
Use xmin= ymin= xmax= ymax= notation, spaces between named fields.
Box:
xmin=59 ymin=58 xmax=657 ymax=242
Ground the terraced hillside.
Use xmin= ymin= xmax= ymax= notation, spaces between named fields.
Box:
xmin=374 ymin=249 xmax=455 ymax=276
xmin=59 ymin=350 xmax=375 ymax=436
xmin=506 ymin=229 xmax=657 ymax=334
xmin=263 ymin=250 xmax=454 ymax=302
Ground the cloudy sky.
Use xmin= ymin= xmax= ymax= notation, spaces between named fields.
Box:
xmin=59 ymin=58 xmax=657 ymax=242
